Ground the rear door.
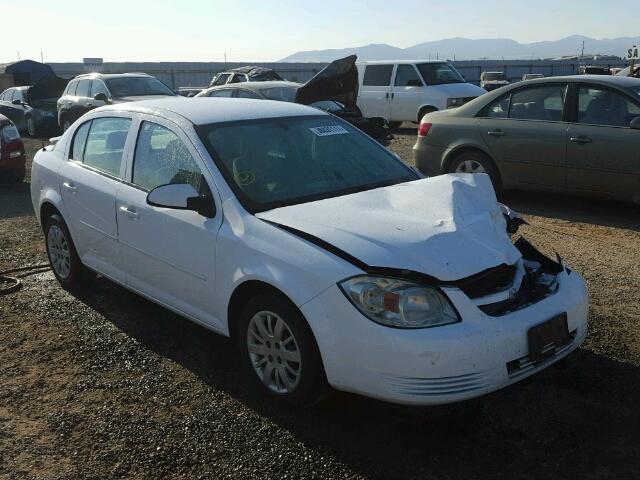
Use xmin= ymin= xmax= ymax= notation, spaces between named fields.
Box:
xmin=478 ymin=83 xmax=569 ymax=190
xmin=116 ymin=117 xmax=222 ymax=328
xmin=565 ymin=84 xmax=640 ymax=198
xmin=58 ymin=115 xmax=133 ymax=281
xmin=357 ymin=64 xmax=393 ymax=120
xmin=390 ymin=64 xmax=424 ymax=122
xmin=73 ymin=79 xmax=92 ymax=120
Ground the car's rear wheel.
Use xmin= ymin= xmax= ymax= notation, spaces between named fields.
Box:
xmin=44 ymin=214 xmax=91 ymax=289
xmin=26 ymin=116 xmax=37 ymax=137
xmin=448 ymin=150 xmax=501 ymax=192
xmin=238 ymin=293 xmax=327 ymax=406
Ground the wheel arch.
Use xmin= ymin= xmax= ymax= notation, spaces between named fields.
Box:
xmin=417 ymin=105 xmax=439 ymax=122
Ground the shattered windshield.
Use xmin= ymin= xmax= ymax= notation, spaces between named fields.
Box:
xmin=198 ymin=116 xmax=417 ymax=212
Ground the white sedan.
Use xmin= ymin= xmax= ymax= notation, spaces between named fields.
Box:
xmin=31 ymin=98 xmax=589 ymax=405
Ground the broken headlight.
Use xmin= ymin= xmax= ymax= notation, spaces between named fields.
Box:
xmin=339 ymin=276 xmax=460 ymax=329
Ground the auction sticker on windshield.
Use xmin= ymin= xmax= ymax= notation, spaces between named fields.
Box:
xmin=309 ymin=125 xmax=349 ymax=136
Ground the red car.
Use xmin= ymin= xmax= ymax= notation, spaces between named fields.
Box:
xmin=0 ymin=113 xmax=26 ymax=182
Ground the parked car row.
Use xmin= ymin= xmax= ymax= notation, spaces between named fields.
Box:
xmin=0 ymin=114 xmax=25 ymax=182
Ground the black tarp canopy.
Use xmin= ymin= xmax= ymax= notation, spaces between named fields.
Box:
xmin=0 ymin=60 xmax=57 ymax=86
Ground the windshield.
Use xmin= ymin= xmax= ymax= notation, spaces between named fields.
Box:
xmin=259 ymin=86 xmax=298 ymax=102
xmin=198 ymin=116 xmax=417 ymax=212
xmin=104 ymin=77 xmax=175 ymax=97
xmin=416 ymin=62 xmax=465 ymax=85
xmin=483 ymin=72 xmax=506 ymax=81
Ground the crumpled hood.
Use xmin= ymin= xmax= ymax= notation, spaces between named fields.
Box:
xmin=295 ymin=55 xmax=358 ymax=109
xmin=256 ymin=174 xmax=522 ymax=281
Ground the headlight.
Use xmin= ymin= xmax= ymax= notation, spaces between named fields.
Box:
xmin=339 ymin=276 xmax=460 ymax=329
xmin=446 ymin=97 xmax=464 ymax=108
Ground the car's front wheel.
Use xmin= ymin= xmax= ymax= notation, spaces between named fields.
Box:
xmin=238 ymin=293 xmax=327 ymax=406
xmin=26 ymin=116 xmax=38 ymax=137
xmin=44 ymin=214 xmax=91 ymax=289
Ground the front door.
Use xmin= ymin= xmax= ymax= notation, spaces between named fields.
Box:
xmin=390 ymin=64 xmax=424 ymax=122
xmin=478 ymin=83 xmax=569 ymax=190
xmin=357 ymin=64 xmax=393 ymax=120
xmin=565 ymin=84 xmax=640 ymax=198
xmin=116 ymin=118 xmax=222 ymax=328
xmin=58 ymin=116 xmax=133 ymax=281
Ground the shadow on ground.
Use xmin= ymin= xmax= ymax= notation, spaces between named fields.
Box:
xmin=70 ymin=276 xmax=640 ymax=479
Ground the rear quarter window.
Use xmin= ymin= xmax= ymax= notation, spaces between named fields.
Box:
xmin=1 ymin=124 xmax=20 ymax=142
xmin=363 ymin=65 xmax=394 ymax=86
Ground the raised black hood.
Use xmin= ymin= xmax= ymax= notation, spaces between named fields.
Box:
xmin=294 ymin=55 xmax=358 ymax=109
xmin=27 ymin=76 xmax=69 ymax=109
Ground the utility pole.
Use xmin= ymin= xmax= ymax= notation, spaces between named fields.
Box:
xmin=41 ymin=51 xmax=44 ymax=63
xmin=580 ymin=40 xmax=585 ymax=60
xmin=224 ymin=52 xmax=227 ymax=65
xmin=17 ymin=50 xmax=20 ymax=60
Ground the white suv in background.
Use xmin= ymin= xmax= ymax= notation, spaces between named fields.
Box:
xmin=356 ymin=60 xmax=486 ymax=126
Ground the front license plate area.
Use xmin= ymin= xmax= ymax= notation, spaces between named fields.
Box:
xmin=527 ymin=313 xmax=570 ymax=362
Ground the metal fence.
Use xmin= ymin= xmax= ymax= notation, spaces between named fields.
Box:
xmin=47 ymin=58 xmax=628 ymax=89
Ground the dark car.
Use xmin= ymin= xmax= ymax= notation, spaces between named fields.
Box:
xmin=413 ymin=75 xmax=640 ymax=203
xmin=0 ymin=114 xmax=26 ymax=183
xmin=57 ymin=73 xmax=176 ymax=132
xmin=198 ymin=56 xmax=393 ymax=145
xmin=210 ymin=66 xmax=283 ymax=87
xmin=0 ymin=77 xmax=68 ymax=136
xmin=579 ymin=65 xmax=611 ymax=75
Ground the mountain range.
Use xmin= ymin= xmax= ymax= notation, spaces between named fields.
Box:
xmin=280 ymin=35 xmax=638 ymax=62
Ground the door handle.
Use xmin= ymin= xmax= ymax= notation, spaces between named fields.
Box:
xmin=391 ymin=92 xmax=395 ymax=100
xmin=119 ymin=206 xmax=139 ymax=220
xmin=385 ymin=92 xmax=389 ymax=99
xmin=62 ymin=182 xmax=77 ymax=193
xmin=570 ymin=136 xmax=592 ymax=144
xmin=487 ymin=130 xmax=505 ymax=136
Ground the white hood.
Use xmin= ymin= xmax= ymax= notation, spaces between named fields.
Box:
xmin=256 ymin=174 xmax=522 ymax=281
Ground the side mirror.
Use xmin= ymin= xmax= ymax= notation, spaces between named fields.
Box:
xmin=407 ymin=79 xmax=423 ymax=87
xmin=94 ymin=92 xmax=109 ymax=103
xmin=147 ymin=183 xmax=215 ymax=218
xmin=11 ymin=99 xmax=22 ymax=105
xmin=631 ymin=117 xmax=640 ymax=130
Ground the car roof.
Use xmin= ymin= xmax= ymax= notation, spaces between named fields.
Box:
xmin=208 ymin=81 xmax=301 ymax=92
xmin=357 ymin=60 xmax=447 ymax=65
xmin=72 ymin=72 xmax=152 ymax=80
xmin=95 ymin=97 xmax=326 ymax=125
xmin=522 ymin=74 xmax=640 ymax=89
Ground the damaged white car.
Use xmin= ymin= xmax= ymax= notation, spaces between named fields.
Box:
xmin=31 ymin=98 xmax=589 ymax=406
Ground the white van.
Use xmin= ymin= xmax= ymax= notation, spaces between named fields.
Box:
xmin=356 ymin=60 xmax=486 ymax=125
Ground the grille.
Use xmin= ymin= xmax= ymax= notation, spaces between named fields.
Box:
xmin=385 ymin=372 xmax=489 ymax=397
xmin=453 ymin=264 xmax=516 ymax=299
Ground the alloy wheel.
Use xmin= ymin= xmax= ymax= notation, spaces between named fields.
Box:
xmin=247 ymin=310 xmax=302 ymax=394
xmin=47 ymin=225 xmax=71 ymax=279
xmin=27 ymin=117 xmax=36 ymax=136
xmin=455 ymin=160 xmax=486 ymax=174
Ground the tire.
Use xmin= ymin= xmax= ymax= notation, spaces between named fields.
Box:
xmin=26 ymin=116 xmax=37 ymax=137
xmin=448 ymin=150 xmax=501 ymax=192
xmin=417 ymin=106 xmax=437 ymax=123
xmin=44 ymin=214 xmax=92 ymax=290
xmin=238 ymin=293 xmax=328 ymax=406
xmin=388 ymin=121 xmax=402 ymax=130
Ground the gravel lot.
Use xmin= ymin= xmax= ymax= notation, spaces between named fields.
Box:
xmin=1 ymin=130 xmax=639 ymax=479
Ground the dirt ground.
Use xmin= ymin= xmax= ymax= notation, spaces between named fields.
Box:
xmin=1 ymin=131 xmax=639 ymax=479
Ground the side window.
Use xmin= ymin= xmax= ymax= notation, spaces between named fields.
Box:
xmin=509 ymin=85 xmax=567 ymax=121
xmin=76 ymin=80 xmax=91 ymax=98
xmin=577 ymin=86 xmax=640 ymax=127
xmin=66 ymin=81 xmax=78 ymax=96
xmin=1 ymin=124 xmax=20 ymax=142
xmin=208 ymin=89 xmax=234 ymax=98
xmin=213 ymin=73 xmax=231 ymax=86
xmin=236 ymin=89 xmax=261 ymax=99
xmin=229 ymin=74 xmax=247 ymax=84
xmin=8 ymin=90 xmax=16 ymax=101
xmin=132 ymin=121 xmax=204 ymax=192
xmin=70 ymin=121 xmax=91 ymax=162
xmin=83 ymin=117 xmax=131 ymax=177
xmin=394 ymin=65 xmax=423 ymax=87
xmin=90 ymin=80 xmax=109 ymax=98
xmin=483 ymin=94 xmax=510 ymax=119
xmin=363 ymin=65 xmax=394 ymax=86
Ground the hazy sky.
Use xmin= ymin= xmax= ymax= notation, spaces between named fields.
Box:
xmin=2 ymin=0 xmax=637 ymax=63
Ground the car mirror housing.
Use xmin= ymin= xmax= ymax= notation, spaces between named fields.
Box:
xmin=94 ymin=92 xmax=109 ymax=103
xmin=630 ymin=117 xmax=640 ymax=130
xmin=146 ymin=183 xmax=215 ymax=217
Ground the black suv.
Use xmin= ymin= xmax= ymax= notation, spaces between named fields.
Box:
xmin=57 ymin=73 xmax=176 ymax=131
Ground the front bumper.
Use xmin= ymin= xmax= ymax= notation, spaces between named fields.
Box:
xmin=301 ymin=269 xmax=588 ymax=405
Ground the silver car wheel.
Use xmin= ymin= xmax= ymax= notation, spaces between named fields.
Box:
xmin=47 ymin=225 xmax=71 ymax=279
xmin=455 ymin=160 xmax=486 ymax=174
xmin=247 ymin=310 xmax=302 ymax=394
xmin=27 ymin=117 xmax=36 ymax=136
